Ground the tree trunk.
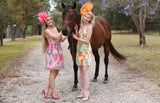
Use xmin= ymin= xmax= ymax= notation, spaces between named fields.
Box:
xmin=31 ymin=26 xmax=33 ymax=36
xmin=38 ymin=24 xmax=41 ymax=35
xmin=129 ymin=8 xmax=146 ymax=46
xmin=139 ymin=6 xmax=146 ymax=46
xmin=22 ymin=25 xmax=27 ymax=39
xmin=139 ymin=32 xmax=146 ymax=46
xmin=11 ymin=28 xmax=16 ymax=41
xmin=11 ymin=33 xmax=16 ymax=41
xmin=0 ymin=37 xmax=3 ymax=46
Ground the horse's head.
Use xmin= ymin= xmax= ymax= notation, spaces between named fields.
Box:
xmin=61 ymin=2 xmax=81 ymax=36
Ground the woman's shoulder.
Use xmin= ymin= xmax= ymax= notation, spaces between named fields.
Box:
xmin=44 ymin=28 xmax=50 ymax=35
xmin=44 ymin=28 xmax=49 ymax=32
xmin=87 ymin=25 xmax=93 ymax=30
xmin=53 ymin=27 xmax=58 ymax=31
xmin=88 ymin=24 xmax=93 ymax=27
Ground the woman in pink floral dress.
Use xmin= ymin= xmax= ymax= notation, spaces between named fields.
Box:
xmin=39 ymin=12 xmax=67 ymax=99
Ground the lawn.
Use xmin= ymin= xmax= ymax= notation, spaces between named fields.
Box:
xmin=111 ymin=33 xmax=160 ymax=85
xmin=0 ymin=35 xmax=41 ymax=76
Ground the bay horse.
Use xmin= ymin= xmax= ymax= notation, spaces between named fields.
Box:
xmin=61 ymin=2 xmax=126 ymax=91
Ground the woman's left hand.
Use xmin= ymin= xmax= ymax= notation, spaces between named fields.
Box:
xmin=72 ymin=33 xmax=78 ymax=40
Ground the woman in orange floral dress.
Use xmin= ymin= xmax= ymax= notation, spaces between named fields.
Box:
xmin=73 ymin=2 xmax=95 ymax=101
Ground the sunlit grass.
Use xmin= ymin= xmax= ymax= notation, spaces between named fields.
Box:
xmin=111 ymin=34 xmax=160 ymax=85
xmin=0 ymin=35 xmax=41 ymax=75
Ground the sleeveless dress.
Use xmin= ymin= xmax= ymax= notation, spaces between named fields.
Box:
xmin=45 ymin=35 xmax=64 ymax=70
xmin=76 ymin=29 xmax=92 ymax=66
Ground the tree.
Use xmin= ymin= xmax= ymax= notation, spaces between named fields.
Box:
xmin=18 ymin=0 xmax=50 ymax=39
xmin=0 ymin=0 xmax=8 ymax=46
xmin=0 ymin=0 xmax=51 ymax=46
xmin=6 ymin=0 xmax=50 ymax=40
xmin=101 ymin=7 xmax=135 ymax=31
xmin=51 ymin=11 xmax=63 ymax=31
xmin=7 ymin=0 xmax=25 ymax=41
xmin=120 ymin=0 xmax=160 ymax=46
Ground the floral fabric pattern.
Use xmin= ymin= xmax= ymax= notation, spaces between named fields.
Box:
xmin=76 ymin=29 xmax=92 ymax=66
xmin=45 ymin=35 xmax=64 ymax=70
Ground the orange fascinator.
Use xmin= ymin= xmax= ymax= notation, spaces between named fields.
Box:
xmin=80 ymin=2 xmax=93 ymax=17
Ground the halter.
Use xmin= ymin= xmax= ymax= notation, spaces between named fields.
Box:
xmin=63 ymin=20 xmax=74 ymax=34
xmin=63 ymin=21 xmax=72 ymax=27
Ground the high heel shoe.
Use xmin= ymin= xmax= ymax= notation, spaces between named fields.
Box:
xmin=82 ymin=92 xmax=89 ymax=101
xmin=50 ymin=92 xmax=59 ymax=100
xmin=42 ymin=89 xmax=49 ymax=99
xmin=77 ymin=94 xmax=83 ymax=98
xmin=77 ymin=90 xmax=84 ymax=98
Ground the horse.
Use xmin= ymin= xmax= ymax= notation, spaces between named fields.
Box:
xmin=61 ymin=2 xmax=126 ymax=91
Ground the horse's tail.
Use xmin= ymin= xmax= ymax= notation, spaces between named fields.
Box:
xmin=109 ymin=43 xmax=126 ymax=63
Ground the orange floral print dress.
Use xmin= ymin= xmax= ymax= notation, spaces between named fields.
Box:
xmin=76 ymin=29 xmax=92 ymax=66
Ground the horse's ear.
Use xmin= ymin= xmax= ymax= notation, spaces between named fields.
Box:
xmin=62 ymin=2 xmax=65 ymax=9
xmin=72 ymin=2 xmax=76 ymax=9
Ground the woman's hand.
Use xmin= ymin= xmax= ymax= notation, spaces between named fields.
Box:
xmin=74 ymin=24 xmax=79 ymax=36
xmin=72 ymin=33 xmax=79 ymax=40
xmin=61 ymin=35 xmax=68 ymax=42
xmin=74 ymin=24 xmax=78 ymax=31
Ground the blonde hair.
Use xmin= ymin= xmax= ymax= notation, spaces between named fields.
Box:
xmin=41 ymin=16 xmax=54 ymax=54
xmin=81 ymin=12 xmax=95 ymax=27
xmin=42 ymin=23 xmax=49 ymax=54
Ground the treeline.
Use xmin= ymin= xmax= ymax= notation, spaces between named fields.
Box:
xmin=0 ymin=0 xmax=50 ymax=46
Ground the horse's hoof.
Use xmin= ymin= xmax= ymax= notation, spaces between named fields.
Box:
xmin=92 ymin=79 xmax=97 ymax=82
xmin=72 ymin=87 xmax=78 ymax=91
xmin=103 ymin=80 xmax=108 ymax=84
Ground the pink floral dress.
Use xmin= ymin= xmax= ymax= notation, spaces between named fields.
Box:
xmin=45 ymin=35 xmax=64 ymax=70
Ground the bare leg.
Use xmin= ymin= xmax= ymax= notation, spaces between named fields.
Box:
xmin=77 ymin=66 xmax=84 ymax=97
xmin=82 ymin=65 xmax=89 ymax=95
xmin=44 ymin=77 xmax=50 ymax=97
xmin=42 ymin=72 xmax=50 ymax=98
xmin=50 ymin=70 xmax=59 ymax=98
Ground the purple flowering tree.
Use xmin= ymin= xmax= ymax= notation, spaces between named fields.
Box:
xmin=121 ymin=0 xmax=160 ymax=46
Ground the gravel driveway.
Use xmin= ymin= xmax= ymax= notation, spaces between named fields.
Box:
xmin=0 ymin=40 xmax=160 ymax=103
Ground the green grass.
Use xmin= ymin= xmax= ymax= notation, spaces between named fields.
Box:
xmin=111 ymin=34 xmax=160 ymax=85
xmin=0 ymin=35 xmax=41 ymax=75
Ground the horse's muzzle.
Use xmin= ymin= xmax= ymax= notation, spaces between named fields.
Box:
xmin=62 ymin=29 xmax=68 ymax=36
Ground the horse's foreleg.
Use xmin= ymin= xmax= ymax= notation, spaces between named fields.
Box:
xmin=103 ymin=41 xmax=110 ymax=84
xmin=72 ymin=61 xmax=78 ymax=91
xmin=92 ymin=50 xmax=100 ymax=82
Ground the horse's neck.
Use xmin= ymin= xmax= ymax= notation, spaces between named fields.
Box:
xmin=76 ymin=12 xmax=81 ymax=30
xmin=68 ymin=12 xmax=80 ymax=46
xmin=68 ymin=35 xmax=77 ymax=46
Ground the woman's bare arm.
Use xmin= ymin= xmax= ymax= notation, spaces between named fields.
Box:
xmin=44 ymin=28 xmax=62 ymax=40
xmin=73 ymin=26 xmax=92 ymax=44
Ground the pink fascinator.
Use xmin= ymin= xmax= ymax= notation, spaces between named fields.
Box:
xmin=38 ymin=12 xmax=49 ymax=23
